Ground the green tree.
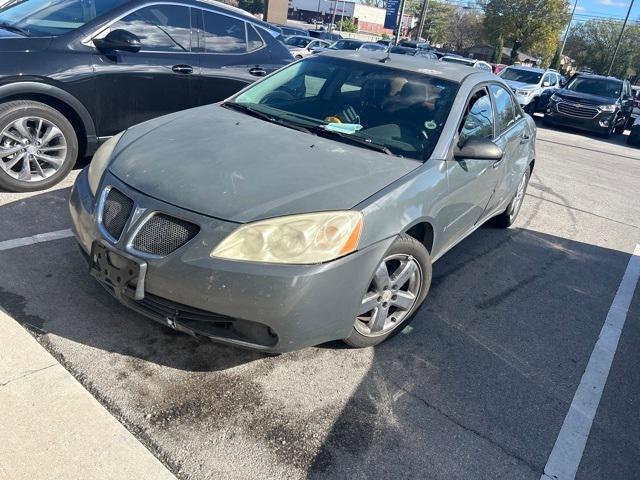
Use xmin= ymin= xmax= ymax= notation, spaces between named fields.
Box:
xmin=337 ymin=18 xmax=358 ymax=33
xmin=564 ymin=20 xmax=640 ymax=78
xmin=444 ymin=8 xmax=485 ymax=51
xmin=481 ymin=0 xmax=569 ymax=63
xmin=407 ymin=0 xmax=455 ymax=44
xmin=491 ymin=35 xmax=503 ymax=63
xmin=550 ymin=45 xmax=561 ymax=70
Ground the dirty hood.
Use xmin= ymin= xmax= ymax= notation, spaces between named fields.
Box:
xmin=109 ymin=105 xmax=421 ymax=223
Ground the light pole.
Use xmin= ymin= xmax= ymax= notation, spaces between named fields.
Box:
xmin=394 ymin=0 xmax=406 ymax=44
xmin=559 ymin=0 xmax=578 ymax=58
xmin=607 ymin=0 xmax=635 ymax=76
xmin=415 ymin=0 xmax=431 ymax=41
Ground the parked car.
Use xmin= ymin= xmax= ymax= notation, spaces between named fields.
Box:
xmin=627 ymin=85 xmax=640 ymax=128
xmin=440 ymin=56 xmax=492 ymax=72
xmin=284 ymin=35 xmax=331 ymax=59
xmin=388 ymin=46 xmax=438 ymax=59
xmin=491 ymin=63 xmax=508 ymax=74
xmin=358 ymin=42 xmax=387 ymax=52
xmin=70 ymin=51 xmax=536 ymax=353
xmin=0 ymin=0 xmax=292 ymax=192
xmin=627 ymin=116 xmax=640 ymax=146
xmin=376 ymin=39 xmax=392 ymax=46
xmin=398 ymin=40 xmax=432 ymax=51
xmin=308 ymin=30 xmax=342 ymax=41
xmin=498 ymin=66 xmax=561 ymax=115
xmin=317 ymin=39 xmax=367 ymax=52
xmin=273 ymin=24 xmax=308 ymax=38
xmin=544 ymin=73 xmax=633 ymax=137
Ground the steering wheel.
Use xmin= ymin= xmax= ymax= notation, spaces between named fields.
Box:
xmin=260 ymin=88 xmax=297 ymax=105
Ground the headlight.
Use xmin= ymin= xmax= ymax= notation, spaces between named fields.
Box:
xmin=516 ymin=89 xmax=535 ymax=97
xmin=87 ymin=132 xmax=124 ymax=195
xmin=598 ymin=104 xmax=617 ymax=113
xmin=550 ymin=93 xmax=560 ymax=102
xmin=211 ymin=211 xmax=363 ymax=264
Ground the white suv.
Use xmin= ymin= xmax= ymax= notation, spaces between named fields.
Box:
xmin=499 ymin=66 xmax=561 ymax=115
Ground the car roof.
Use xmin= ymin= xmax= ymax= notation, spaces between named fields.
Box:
xmin=317 ymin=50 xmax=483 ymax=83
xmin=504 ymin=65 xmax=546 ymax=73
xmin=573 ymin=73 xmax=623 ymax=82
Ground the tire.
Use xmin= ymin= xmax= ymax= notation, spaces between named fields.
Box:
xmin=614 ymin=119 xmax=626 ymax=135
xmin=343 ymin=234 xmax=432 ymax=348
xmin=491 ymin=165 xmax=531 ymax=228
xmin=524 ymin=100 xmax=537 ymax=116
xmin=0 ymin=100 xmax=78 ymax=192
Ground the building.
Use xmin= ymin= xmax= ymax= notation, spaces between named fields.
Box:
xmin=288 ymin=0 xmax=414 ymax=35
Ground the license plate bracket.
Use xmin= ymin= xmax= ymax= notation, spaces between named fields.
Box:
xmin=90 ymin=241 xmax=147 ymax=300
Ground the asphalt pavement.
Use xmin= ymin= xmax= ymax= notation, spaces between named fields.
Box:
xmin=0 ymin=120 xmax=639 ymax=480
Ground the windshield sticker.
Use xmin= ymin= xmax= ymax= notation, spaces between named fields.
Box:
xmin=418 ymin=69 xmax=442 ymax=75
xmin=325 ymin=123 xmax=363 ymax=134
xmin=424 ymin=120 xmax=437 ymax=130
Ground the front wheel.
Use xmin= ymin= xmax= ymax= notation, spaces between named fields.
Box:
xmin=614 ymin=118 xmax=627 ymax=134
xmin=491 ymin=166 xmax=530 ymax=228
xmin=0 ymin=100 xmax=78 ymax=192
xmin=524 ymin=100 xmax=537 ymax=116
xmin=343 ymin=234 xmax=431 ymax=348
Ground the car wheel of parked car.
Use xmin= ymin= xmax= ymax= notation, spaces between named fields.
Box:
xmin=343 ymin=234 xmax=432 ymax=348
xmin=524 ymin=101 xmax=537 ymax=116
xmin=491 ymin=166 xmax=530 ymax=228
xmin=0 ymin=101 xmax=78 ymax=192
xmin=614 ymin=120 xmax=626 ymax=135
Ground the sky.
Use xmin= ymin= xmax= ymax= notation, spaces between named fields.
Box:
xmin=571 ymin=0 xmax=640 ymax=24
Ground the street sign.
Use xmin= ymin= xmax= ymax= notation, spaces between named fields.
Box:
xmin=384 ymin=0 xmax=400 ymax=29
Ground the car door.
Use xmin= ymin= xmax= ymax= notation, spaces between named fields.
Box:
xmin=620 ymin=81 xmax=634 ymax=124
xmin=92 ymin=4 xmax=199 ymax=137
xmin=489 ymin=83 xmax=529 ymax=209
xmin=441 ymin=87 xmax=504 ymax=248
xmin=197 ymin=9 xmax=276 ymax=106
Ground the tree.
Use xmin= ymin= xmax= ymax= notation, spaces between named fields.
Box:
xmin=481 ymin=0 xmax=569 ymax=64
xmin=407 ymin=0 xmax=455 ymax=44
xmin=491 ymin=35 xmax=503 ymax=63
xmin=550 ymin=45 xmax=561 ymax=70
xmin=337 ymin=18 xmax=358 ymax=33
xmin=564 ymin=20 xmax=640 ymax=78
xmin=238 ymin=0 xmax=263 ymax=14
xmin=444 ymin=8 xmax=485 ymax=51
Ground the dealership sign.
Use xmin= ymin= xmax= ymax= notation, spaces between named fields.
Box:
xmin=384 ymin=0 xmax=400 ymax=29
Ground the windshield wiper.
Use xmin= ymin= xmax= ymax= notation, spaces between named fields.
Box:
xmin=222 ymin=102 xmax=311 ymax=134
xmin=308 ymin=125 xmax=392 ymax=155
xmin=0 ymin=23 xmax=28 ymax=36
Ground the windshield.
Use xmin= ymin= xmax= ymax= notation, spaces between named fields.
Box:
xmin=330 ymin=40 xmax=362 ymax=50
xmin=0 ymin=0 xmax=127 ymax=37
xmin=442 ymin=57 xmax=474 ymax=66
xmin=285 ymin=36 xmax=311 ymax=48
xmin=566 ymin=77 xmax=622 ymax=98
xmin=231 ymin=56 xmax=459 ymax=161
xmin=500 ymin=68 xmax=543 ymax=84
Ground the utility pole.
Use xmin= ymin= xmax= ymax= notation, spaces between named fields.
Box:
xmin=559 ymin=0 xmax=578 ymax=57
xmin=330 ymin=0 xmax=337 ymax=31
xmin=393 ymin=0 xmax=407 ymax=45
xmin=607 ymin=0 xmax=634 ymax=76
xmin=415 ymin=0 xmax=431 ymax=41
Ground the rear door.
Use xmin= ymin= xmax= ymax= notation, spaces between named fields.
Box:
xmin=197 ymin=9 xmax=276 ymax=106
xmin=92 ymin=4 xmax=199 ymax=136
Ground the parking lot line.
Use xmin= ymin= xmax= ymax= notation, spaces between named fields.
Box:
xmin=541 ymin=244 xmax=640 ymax=480
xmin=0 ymin=229 xmax=73 ymax=252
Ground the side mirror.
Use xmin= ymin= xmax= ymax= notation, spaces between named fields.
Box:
xmin=542 ymin=81 xmax=551 ymax=87
xmin=454 ymin=138 xmax=504 ymax=161
xmin=94 ymin=29 xmax=141 ymax=53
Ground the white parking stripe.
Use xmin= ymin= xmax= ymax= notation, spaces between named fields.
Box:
xmin=541 ymin=244 xmax=640 ymax=480
xmin=0 ymin=229 xmax=74 ymax=252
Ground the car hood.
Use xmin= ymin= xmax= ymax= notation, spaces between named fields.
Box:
xmin=0 ymin=33 xmax=52 ymax=52
xmin=503 ymin=80 xmax=538 ymax=91
xmin=108 ymin=105 xmax=421 ymax=223
xmin=555 ymin=90 xmax=617 ymax=106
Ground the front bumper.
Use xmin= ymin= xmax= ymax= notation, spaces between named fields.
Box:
xmin=69 ymin=169 xmax=393 ymax=353
xmin=544 ymin=102 xmax=615 ymax=133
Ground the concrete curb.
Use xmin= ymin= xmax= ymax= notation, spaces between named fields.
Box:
xmin=0 ymin=308 xmax=177 ymax=480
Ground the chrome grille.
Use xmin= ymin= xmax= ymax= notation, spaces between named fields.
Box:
xmin=557 ymin=102 xmax=599 ymax=119
xmin=102 ymin=188 xmax=133 ymax=240
xmin=132 ymin=214 xmax=199 ymax=256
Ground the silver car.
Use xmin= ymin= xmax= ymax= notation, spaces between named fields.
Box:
xmin=499 ymin=66 xmax=561 ymax=115
xmin=69 ymin=51 xmax=536 ymax=353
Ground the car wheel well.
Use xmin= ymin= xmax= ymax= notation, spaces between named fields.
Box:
xmin=529 ymin=158 xmax=535 ymax=173
xmin=404 ymin=222 xmax=434 ymax=254
xmin=1 ymin=93 xmax=87 ymax=157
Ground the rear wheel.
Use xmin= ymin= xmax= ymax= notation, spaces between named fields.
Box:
xmin=491 ymin=166 xmax=530 ymax=228
xmin=343 ymin=234 xmax=431 ymax=348
xmin=0 ymin=100 xmax=78 ymax=192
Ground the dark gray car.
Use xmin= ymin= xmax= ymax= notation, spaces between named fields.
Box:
xmin=69 ymin=51 xmax=536 ymax=353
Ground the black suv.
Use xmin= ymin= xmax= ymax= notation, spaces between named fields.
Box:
xmin=0 ymin=0 xmax=292 ymax=192
xmin=544 ymin=73 xmax=633 ymax=138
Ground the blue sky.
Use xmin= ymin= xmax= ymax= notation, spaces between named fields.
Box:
xmin=570 ymin=0 xmax=640 ymax=23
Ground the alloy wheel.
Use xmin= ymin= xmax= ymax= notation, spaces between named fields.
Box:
xmin=509 ymin=171 xmax=528 ymax=219
xmin=355 ymin=253 xmax=423 ymax=337
xmin=0 ymin=116 xmax=68 ymax=182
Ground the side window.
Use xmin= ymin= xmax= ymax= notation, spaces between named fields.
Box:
xmin=247 ymin=24 xmax=264 ymax=52
xmin=542 ymin=73 xmax=551 ymax=86
xmin=203 ymin=11 xmax=246 ymax=53
xmin=111 ymin=5 xmax=191 ymax=52
xmin=490 ymin=84 xmax=517 ymax=134
xmin=458 ymin=90 xmax=494 ymax=147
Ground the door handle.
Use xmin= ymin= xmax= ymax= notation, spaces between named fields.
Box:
xmin=492 ymin=158 xmax=504 ymax=169
xmin=172 ymin=64 xmax=193 ymax=74
xmin=249 ymin=67 xmax=267 ymax=77
xmin=520 ymin=133 xmax=530 ymax=144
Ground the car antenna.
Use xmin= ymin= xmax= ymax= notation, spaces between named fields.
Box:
xmin=379 ymin=49 xmax=392 ymax=63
